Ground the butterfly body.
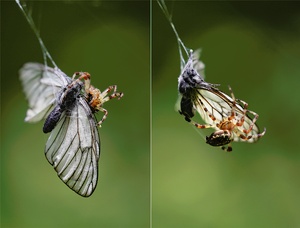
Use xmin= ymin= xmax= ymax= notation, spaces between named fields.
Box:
xmin=43 ymin=82 xmax=83 ymax=133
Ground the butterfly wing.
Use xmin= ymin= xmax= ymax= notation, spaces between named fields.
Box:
xmin=178 ymin=50 xmax=264 ymax=146
xmin=19 ymin=63 xmax=71 ymax=123
xmin=191 ymin=49 xmax=205 ymax=79
xmin=45 ymin=97 xmax=100 ymax=197
xmin=195 ymin=87 xmax=235 ymax=125
xmin=235 ymin=106 xmax=262 ymax=143
xmin=195 ymin=87 xmax=261 ymax=143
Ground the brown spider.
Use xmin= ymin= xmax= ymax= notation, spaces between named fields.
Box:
xmin=72 ymin=72 xmax=123 ymax=127
xmin=186 ymin=85 xmax=266 ymax=152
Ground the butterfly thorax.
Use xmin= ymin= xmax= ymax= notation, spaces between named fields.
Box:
xmin=60 ymin=83 xmax=82 ymax=111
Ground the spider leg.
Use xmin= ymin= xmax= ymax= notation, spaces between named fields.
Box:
xmin=235 ymin=98 xmax=248 ymax=127
xmin=227 ymin=86 xmax=245 ymax=128
xmin=228 ymin=87 xmax=255 ymax=130
xmin=191 ymin=119 xmax=213 ymax=129
xmin=71 ymin=72 xmax=90 ymax=82
xmin=227 ymin=85 xmax=237 ymax=121
xmin=236 ymin=98 xmax=248 ymax=110
xmin=179 ymin=112 xmax=213 ymax=129
xmin=237 ymin=126 xmax=266 ymax=142
xmin=257 ymin=127 xmax=267 ymax=138
xmin=71 ymin=72 xmax=79 ymax=80
xmin=179 ymin=92 xmax=218 ymax=129
xmin=242 ymin=109 xmax=260 ymax=135
xmin=91 ymin=85 xmax=123 ymax=126
xmin=252 ymin=127 xmax=267 ymax=139
xmin=228 ymin=87 xmax=259 ymax=136
xmin=69 ymin=72 xmax=91 ymax=94
xmin=101 ymin=85 xmax=123 ymax=103
xmin=221 ymin=143 xmax=232 ymax=152
xmin=96 ymin=107 xmax=108 ymax=127
xmin=239 ymin=133 xmax=254 ymax=140
xmin=226 ymin=86 xmax=260 ymax=142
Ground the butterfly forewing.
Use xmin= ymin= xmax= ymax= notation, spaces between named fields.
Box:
xmin=45 ymin=97 xmax=100 ymax=197
xmin=191 ymin=49 xmax=205 ymax=79
xmin=19 ymin=63 xmax=71 ymax=123
xmin=195 ymin=88 xmax=235 ymax=124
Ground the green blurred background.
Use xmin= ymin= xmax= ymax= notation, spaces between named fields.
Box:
xmin=2 ymin=1 xmax=300 ymax=228
xmin=153 ymin=1 xmax=300 ymax=228
xmin=1 ymin=1 xmax=149 ymax=227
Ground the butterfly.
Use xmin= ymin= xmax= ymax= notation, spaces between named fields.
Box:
xmin=177 ymin=50 xmax=266 ymax=151
xmin=20 ymin=63 xmax=123 ymax=196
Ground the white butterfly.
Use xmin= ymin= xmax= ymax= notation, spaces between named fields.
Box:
xmin=177 ymin=50 xmax=266 ymax=151
xmin=20 ymin=63 xmax=123 ymax=196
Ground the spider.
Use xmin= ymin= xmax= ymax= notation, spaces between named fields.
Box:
xmin=185 ymin=85 xmax=266 ymax=152
xmin=76 ymin=72 xmax=123 ymax=127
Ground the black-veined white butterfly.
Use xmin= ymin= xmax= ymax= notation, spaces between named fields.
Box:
xmin=20 ymin=63 xmax=123 ymax=196
xmin=177 ymin=50 xmax=266 ymax=151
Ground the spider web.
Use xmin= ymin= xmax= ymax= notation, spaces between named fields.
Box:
xmin=16 ymin=0 xmax=57 ymax=69
xmin=157 ymin=0 xmax=210 ymax=141
xmin=157 ymin=0 xmax=191 ymax=72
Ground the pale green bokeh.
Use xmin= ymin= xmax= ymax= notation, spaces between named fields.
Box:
xmin=2 ymin=1 xmax=300 ymax=228
xmin=153 ymin=1 xmax=300 ymax=228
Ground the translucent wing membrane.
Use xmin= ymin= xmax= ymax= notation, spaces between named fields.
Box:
xmin=191 ymin=49 xmax=205 ymax=79
xmin=195 ymin=88 xmax=263 ymax=143
xmin=19 ymin=63 xmax=71 ymax=122
xmin=45 ymin=99 xmax=100 ymax=197
xmin=20 ymin=63 xmax=123 ymax=196
xmin=195 ymin=88 xmax=234 ymax=125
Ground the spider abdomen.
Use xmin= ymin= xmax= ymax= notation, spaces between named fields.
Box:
xmin=206 ymin=130 xmax=233 ymax=147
